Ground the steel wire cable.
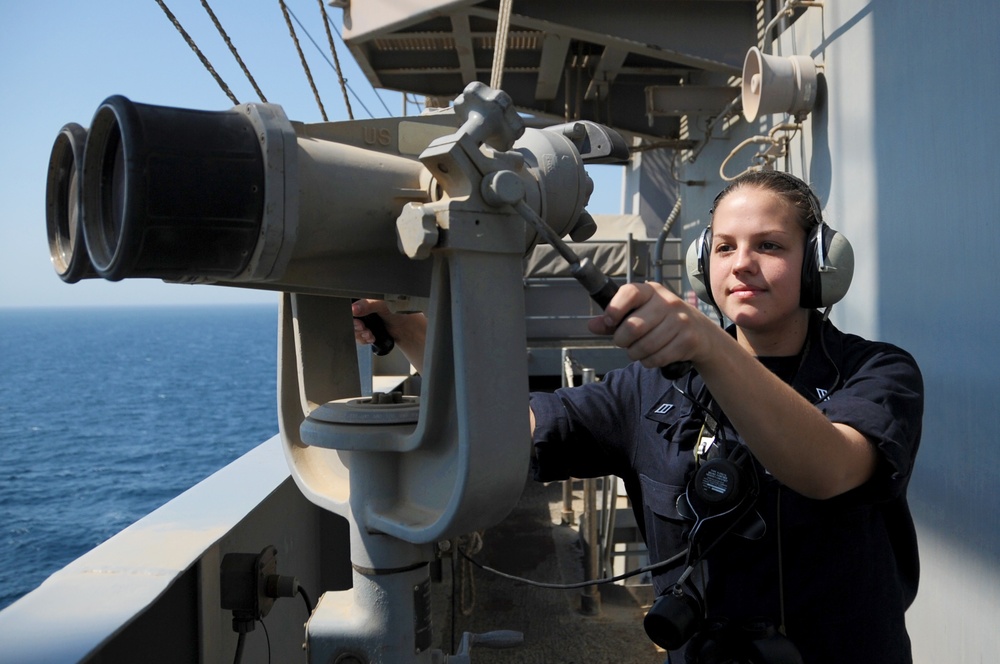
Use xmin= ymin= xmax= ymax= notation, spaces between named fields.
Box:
xmin=278 ymin=0 xmax=328 ymax=120
xmin=200 ymin=0 xmax=269 ymax=102
xmin=154 ymin=0 xmax=239 ymax=104
xmin=316 ymin=0 xmax=352 ymax=119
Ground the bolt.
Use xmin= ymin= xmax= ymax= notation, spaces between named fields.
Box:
xmin=480 ymin=170 xmax=525 ymax=207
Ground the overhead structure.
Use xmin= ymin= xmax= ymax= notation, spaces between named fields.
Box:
xmin=340 ymin=0 xmax=770 ymax=141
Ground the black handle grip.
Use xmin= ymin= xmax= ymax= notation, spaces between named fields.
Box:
xmin=660 ymin=359 xmax=693 ymax=379
xmin=352 ymin=299 xmax=395 ymax=356
xmin=359 ymin=313 xmax=395 ymax=356
xmin=589 ymin=278 xmax=619 ymax=311
xmin=582 ymin=274 xmax=692 ymax=380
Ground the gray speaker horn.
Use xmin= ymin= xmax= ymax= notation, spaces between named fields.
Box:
xmin=742 ymin=46 xmax=818 ymax=122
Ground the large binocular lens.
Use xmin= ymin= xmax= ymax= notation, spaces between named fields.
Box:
xmin=46 ymin=123 xmax=95 ymax=283
xmin=79 ymin=95 xmax=266 ymax=281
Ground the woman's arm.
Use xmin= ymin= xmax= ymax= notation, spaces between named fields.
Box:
xmin=693 ymin=335 xmax=877 ymax=499
xmin=354 ymin=286 xmax=879 ymax=499
xmin=593 ymin=282 xmax=877 ymax=499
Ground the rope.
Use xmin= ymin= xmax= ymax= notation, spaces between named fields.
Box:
xmin=289 ymin=4 xmax=393 ymax=118
xmin=316 ymin=0 xmax=353 ymax=119
xmin=278 ymin=0 xmax=328 ymax=120
xmin=155 ymin=0 xmax=388 ymax=121
xmin=153 ymin=0 xmax=239 ymax=105
xmin=318 ymin=12 xmax=390 ymax=117
xmin=200 ymin=0 xmax=268 ymax=102
xmin=489 ymin=0 xmax=514 ymax=90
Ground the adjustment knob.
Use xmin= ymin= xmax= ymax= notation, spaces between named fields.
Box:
xmin=453 ymin=82 xmax=525 ymax=151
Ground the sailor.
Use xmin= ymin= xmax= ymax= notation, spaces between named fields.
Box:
xmin=353 ymin=170 xmax=923 ymax=664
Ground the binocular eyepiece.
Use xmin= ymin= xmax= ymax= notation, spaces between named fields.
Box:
xmin=47 ymin=96 xmax=267 ymax=284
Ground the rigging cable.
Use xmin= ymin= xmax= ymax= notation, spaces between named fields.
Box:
xmin=199 ymin=0 xmax=268 ymax=102
xmin=489 ymin=0 xmax=514 ymax=90
xmin=295 ymin=6 xmax=387 ymax=118
xmin=316 ymin=0 xmax=353 ymax=119
xmin=317 ymin=11 xmax=390 ymax=117
xmin=153 ymin=0 xmax=240 ymax=104
xmin=278 ymin=0 xmax=328 ymax=120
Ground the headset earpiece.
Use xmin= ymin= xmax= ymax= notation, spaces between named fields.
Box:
xmin=800 ymin=221 xmax=854 ymax=309
xmin=685 ymin=225 xmax=715 ymax=307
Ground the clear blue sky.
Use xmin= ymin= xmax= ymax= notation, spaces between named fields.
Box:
xmin=0 ymin=0 xmax=622 ymax=309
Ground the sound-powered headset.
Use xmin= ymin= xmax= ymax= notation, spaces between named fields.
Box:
xmin=685 ymin=171 xmax=854 ymax=310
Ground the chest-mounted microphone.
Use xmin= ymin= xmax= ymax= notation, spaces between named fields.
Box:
xmin=644 ymin=439 xmax=766 ymax=653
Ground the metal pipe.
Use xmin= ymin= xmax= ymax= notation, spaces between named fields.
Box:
xmin=759 ymin=1 xmax=825 ymax=51
xmin=653 ymin=198 xmax=683 ymax=284
xmin=602 ymin=477 xmax=619 ymax=583
xmin=560 ymin=349 xmax=576 ymax=525
xmin=719 ymin=122 xmax=801 ymax=181
xmin=580 ymin=368 xmax=601 ymax=615
xmin=685 ymin=93 xmax=742 ymax=164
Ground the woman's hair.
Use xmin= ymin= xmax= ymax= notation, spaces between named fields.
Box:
xmin=711 ymin=170 xmax=821 ymax=234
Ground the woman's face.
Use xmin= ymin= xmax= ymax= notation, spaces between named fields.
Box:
xmin=709 ymin=186 xmax=808 ymax=337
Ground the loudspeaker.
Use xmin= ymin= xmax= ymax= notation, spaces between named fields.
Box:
xmin=741 ymin=46 xmax=818 ymax=122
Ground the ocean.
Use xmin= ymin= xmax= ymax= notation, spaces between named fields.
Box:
xmin=0 ymin=304 xmax=280 ymax=611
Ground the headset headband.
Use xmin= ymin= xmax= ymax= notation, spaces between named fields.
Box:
xmin=710 ymin=170 xmax=823 ymax=229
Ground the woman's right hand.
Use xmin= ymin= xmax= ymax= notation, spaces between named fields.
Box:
xmin=352 ymin=299 xmax=428 ymax=372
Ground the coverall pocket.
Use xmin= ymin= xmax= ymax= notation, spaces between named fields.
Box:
xmin=638 ymin=472 xmax=691 ymax=587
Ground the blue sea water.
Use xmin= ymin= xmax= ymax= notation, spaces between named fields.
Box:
xmin=0 ymin=304 xmax=280 ymax=611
